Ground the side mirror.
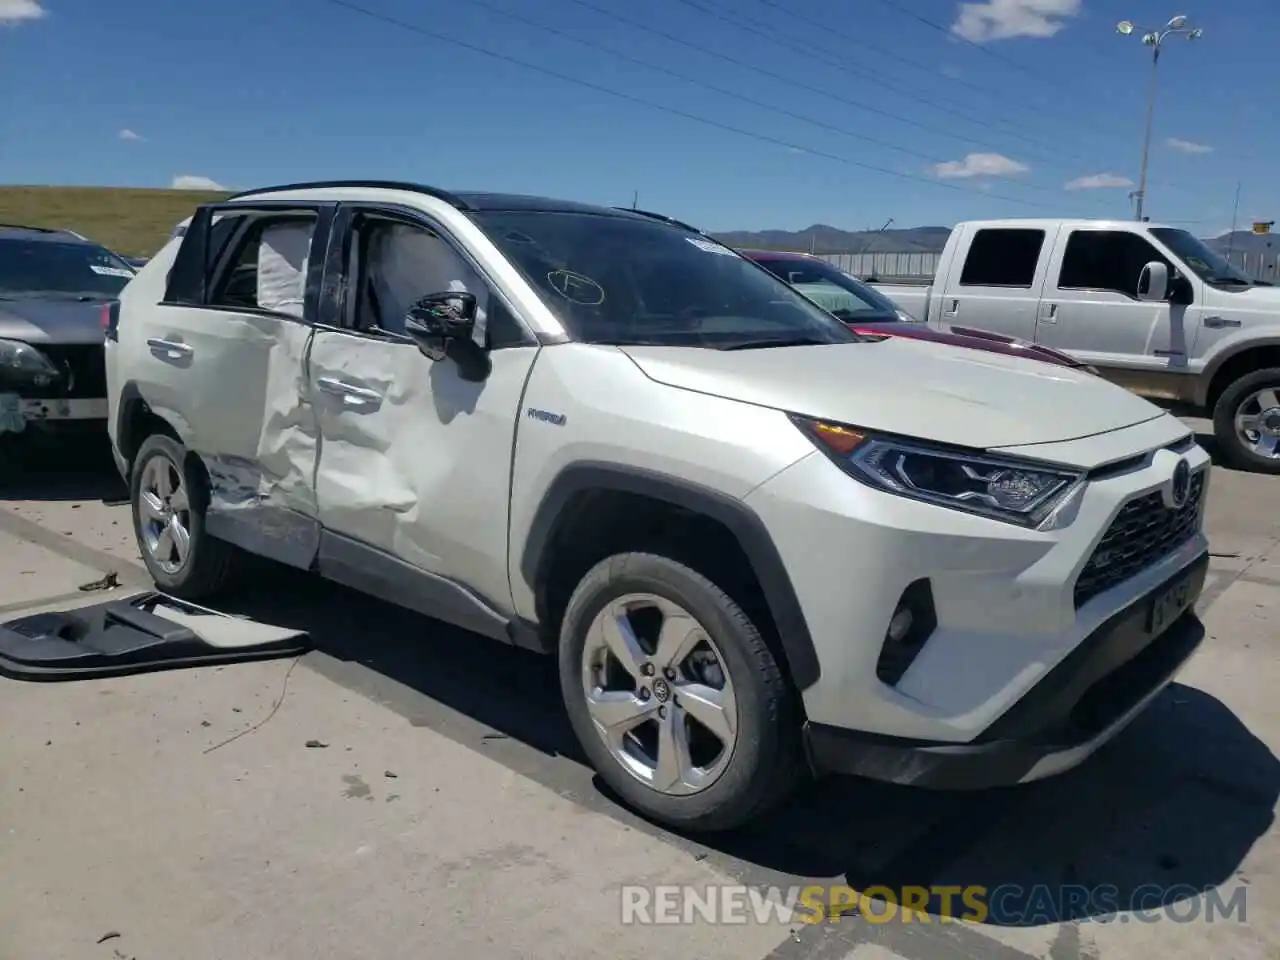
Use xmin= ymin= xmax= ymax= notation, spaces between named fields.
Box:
xmin=1137 ymin=261 xmax=1169 ymax=302
xmin=402 ymin=290 xmax=490 ymax=381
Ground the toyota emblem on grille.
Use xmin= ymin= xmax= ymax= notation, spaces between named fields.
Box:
xmin=1169 ymin=459 xmax=1191 ymax=509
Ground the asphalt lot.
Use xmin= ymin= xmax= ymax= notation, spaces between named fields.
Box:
xmin=0 ymin=420 xmax=1276 ymax=960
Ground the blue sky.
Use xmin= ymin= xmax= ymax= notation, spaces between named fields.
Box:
xmin=1 ymin=0 xmax=1274 ymax=235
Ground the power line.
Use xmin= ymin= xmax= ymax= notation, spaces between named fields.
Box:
xmin=750 ymin=0 xmax=1126 ymax=141
xmin=443 ymin=0 xmax=1123 ymax=207
xmin=461 ymin=0 xmax=1103 ymax=202
xmin=561 ymin=0 xmax=1016 ymax=155
xmin=704 ymin=0 xmax=1201 ymax=195
xmin=317 ymin=0 xmax=1080 ymax=211
xmin=670 ymin=0 xmax=1084 ymax=165
xmin=867 ymin=0 xmax=1068 ymax=87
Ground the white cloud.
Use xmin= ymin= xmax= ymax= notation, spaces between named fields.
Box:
xmin=1065 ymin=172 xmax=1134 ymax=190
xmin=952 ymin=0 xmax=1081 ymax=43
xmin=118 ymin=129 xmax=143 ymax=142
xmin=0 ymin=0 xmax=46 ymax=25
xmin=1167 ymin=137 xmax=1213 ymax=154
xmin=932 ymin=152 xmax=1029 ymax=179
xmin=171 ymin=174 xmax=227 ymax=191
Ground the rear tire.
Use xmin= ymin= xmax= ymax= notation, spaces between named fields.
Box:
xmin=559 ymin=552 xmax=802 ymax=832
xmin=1212 ymin=368 xmax=1280 ymax=475
xmin=130 ymin=434 xmax=240 ymax=598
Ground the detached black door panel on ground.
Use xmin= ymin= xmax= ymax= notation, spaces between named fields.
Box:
xmin=0 ymin=592 xmax=309 ymax=681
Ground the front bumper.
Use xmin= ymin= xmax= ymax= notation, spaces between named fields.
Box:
xmin=744 ymin=412 xmax=1211 ymax=745
xmin=804 ymin=553 xmax=1207 ymax=788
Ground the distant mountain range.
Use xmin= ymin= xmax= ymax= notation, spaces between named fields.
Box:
xmin=710 ymin=223 xmax=1278 ymax=256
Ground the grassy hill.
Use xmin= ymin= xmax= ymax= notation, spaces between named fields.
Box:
xmin=0 ymin=185 xmax=231 ymax=257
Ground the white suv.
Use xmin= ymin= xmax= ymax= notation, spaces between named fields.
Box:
xmin=105 ymin=181 xmax=1211 ymax=832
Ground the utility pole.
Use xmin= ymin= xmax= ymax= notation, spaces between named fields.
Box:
xmin=631 ymin=189 xmax=638 ymax=210
xmin=1116 ymin=15 xmax=1203 ymax=222
xmin=1227 ymin=181 xmax=1242 ymax=263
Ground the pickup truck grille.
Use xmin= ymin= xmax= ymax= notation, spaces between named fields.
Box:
xmin=1074 ymin=470 xmax=1205 ymax=609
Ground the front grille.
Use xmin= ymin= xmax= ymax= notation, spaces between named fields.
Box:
xmin=1074 ymin=470 xmax=1205 ymax=609
xmin=31 ymin=344 xmax=107 ymax=399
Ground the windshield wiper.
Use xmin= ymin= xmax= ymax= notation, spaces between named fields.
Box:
xmin=718 ymin=336 xmax=840 ymax=351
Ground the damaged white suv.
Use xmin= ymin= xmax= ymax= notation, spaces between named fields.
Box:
xmin=106 ymin=181 xmax=1211 ymax=832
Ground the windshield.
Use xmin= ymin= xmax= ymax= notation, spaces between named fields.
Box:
xmin=0 ymin=238 xmax=135 ymax=298
xmin=1150 ymin=228 xmax=1252 ymax=286
xmin=748 ymin=256 xmax=902 ymax=321
xmin=471 ymin=211 xmax=858 ymax=348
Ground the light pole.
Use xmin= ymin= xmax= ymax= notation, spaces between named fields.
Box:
xmin=1117 ymin=15 xmax=1203 ymax=222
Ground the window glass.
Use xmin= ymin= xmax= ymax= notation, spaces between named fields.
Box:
xmin=1058 ymin=230 xmax=1171 ymax=297
xmin=0 ymin=238 xmax=135 ymax=298
xmin=959 ymin=229 xmax=1045 ymax=288
xmin=209 ymin=215 xmax=316 ymax=317
xmin=471 ymin=211 xmax=856 ymax=348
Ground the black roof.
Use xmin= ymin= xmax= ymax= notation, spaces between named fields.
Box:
xmin=0 ymin=223 xmax=88 ymax=243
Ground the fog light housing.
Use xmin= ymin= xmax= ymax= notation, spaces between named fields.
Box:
xmin=875 ymin=579 xmax=937 ymax=686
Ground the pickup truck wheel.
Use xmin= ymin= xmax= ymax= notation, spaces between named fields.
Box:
xmin=1212 ymin=368 xmax=1280 ymax=475
xmin=130 ymin=434 xmax=239 ymax=599
xmin=558 ymin=552 xmax=801 ymax=833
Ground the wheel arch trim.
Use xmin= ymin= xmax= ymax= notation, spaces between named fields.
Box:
xmin=520 ymin=461 xmax=821 ymax=690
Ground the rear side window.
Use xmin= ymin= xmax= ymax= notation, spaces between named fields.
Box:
xmin=1057 ymin=230 xmax=1172 ymax=298
xmin=209 ymin=215 xmax=317 ymax=318
xmin=959 ymin=229 xmax=1045 ymax=288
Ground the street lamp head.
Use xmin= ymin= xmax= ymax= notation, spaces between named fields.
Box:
xmin=1187 ymin=27 xmax=1203 ymax=39
xmin=1116 ymin=19 xmax=1135 ymax=35
xmin=1142 ymin=31 xmax=1158 ymax=45
xmin=1168 ymin=14 xmax=1188 ymax=29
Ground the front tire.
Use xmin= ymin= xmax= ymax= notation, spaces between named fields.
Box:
xmin=130 ymin=434 xmax=239 ymax=598
xmin=558 ymin=552 xmax=801 ymax=832
xmin=1212 ymin=368 xmax=1280 ymax=475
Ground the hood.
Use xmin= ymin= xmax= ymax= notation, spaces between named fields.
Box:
xmin=944 ymin=324 xmax=1083 ymax=367
xmin=0 ymin=297 xmax=109 ymax=346
xmin=621 ymin=336 xmax=1164 ymax=450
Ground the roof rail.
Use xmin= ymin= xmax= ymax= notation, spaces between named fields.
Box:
xmin=0 ymin=222 xmax=61 ymax=234
xmin=613 ymin=207 xmax=702 ymax=234
xmin=225 ymin=180 xmax=473 ymax=210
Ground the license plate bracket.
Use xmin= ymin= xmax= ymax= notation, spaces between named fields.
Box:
xmin=1147 ymin=574 xmax=1193 ymax=634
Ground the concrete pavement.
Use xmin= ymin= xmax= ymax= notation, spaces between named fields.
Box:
xmin=0 ymin=429 xmax=1276 ymax=960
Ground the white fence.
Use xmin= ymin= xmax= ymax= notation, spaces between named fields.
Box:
xmin=812 ymin=248 xmax=1278 ymax=283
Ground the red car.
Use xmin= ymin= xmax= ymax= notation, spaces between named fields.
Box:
xmin=742 ymin=249 xmax=1091 ymax=371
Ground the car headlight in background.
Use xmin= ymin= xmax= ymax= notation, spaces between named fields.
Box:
xmin=793 ymin=416 xmax=1085 ymax=527
xmin=0 ymin=338 xmax=60 ymax=378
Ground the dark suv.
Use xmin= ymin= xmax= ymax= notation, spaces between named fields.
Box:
xmin=0 ymin=224 xmax=134 ymax=444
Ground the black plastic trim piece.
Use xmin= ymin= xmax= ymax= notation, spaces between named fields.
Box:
xmin=317 ymin=531 xmax=514 ymax=645
xmin=0 ymin=593 xmax=310 ymax=682
xmin=520 ymin=462 xmax=820 ymax=689
xmin=226 ymin=180 xmax=474 ymax=210
xmin=804 ymin=551 xmax=1208 ymax=788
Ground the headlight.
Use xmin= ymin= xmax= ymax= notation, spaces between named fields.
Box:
xmin=0 ymin=338 xmax=60 ymax=376
xmin=793 ymin=417 xmax=1084 ymax=527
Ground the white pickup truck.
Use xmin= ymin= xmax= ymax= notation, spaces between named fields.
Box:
xmin=870 ymin=219 xmax=1280 ymax=474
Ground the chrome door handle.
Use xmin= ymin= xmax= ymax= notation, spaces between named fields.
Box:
xmin=942 ymin=298 xmax=959 ymax=316
xmin=1040 ymin=303 xmax=1058 ymax=323
xmin=315 ymin=376 xmax=383 ymax=404
xmin=146 ymin=338 xmax=193 ymax=360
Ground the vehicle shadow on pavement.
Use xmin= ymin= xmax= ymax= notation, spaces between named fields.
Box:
xmin=0 ymin=439 xmax=127 ymax=504
xmin=709 ymin=684 xmax=1278 ymax=925
xmin=223 ymin=560 xmax=1277 ymax=927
